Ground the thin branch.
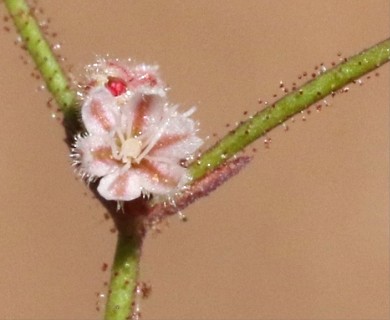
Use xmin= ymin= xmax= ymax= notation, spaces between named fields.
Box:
xmin=189 ymin=38 xmax=390 ymax=180
xmin=4 ymin=0 xmax=79 ymax=131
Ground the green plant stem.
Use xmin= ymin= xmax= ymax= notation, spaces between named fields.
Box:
xmin=4 ymin=0 xmax=78 ymax=125
xmin=189 ymin=38 xmax=390 ymax=180
xmin=105 ymin=233 xmax=142 ymax=320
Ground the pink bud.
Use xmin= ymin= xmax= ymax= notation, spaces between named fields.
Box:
xmin=105 ymin=76 xmax=127 ymax=96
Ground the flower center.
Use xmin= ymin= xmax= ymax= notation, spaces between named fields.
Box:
xmin=120 ymin=138 xmax=142 ymax=163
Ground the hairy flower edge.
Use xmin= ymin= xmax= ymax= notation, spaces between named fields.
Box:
xmin=71 ymin=58 xmax=203 ymax=202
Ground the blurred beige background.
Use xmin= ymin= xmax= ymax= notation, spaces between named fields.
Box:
xmin=0 ymin=1 xmax=389 ymax=319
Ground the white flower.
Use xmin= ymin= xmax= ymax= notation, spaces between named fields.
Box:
xmin=72 ymin=59 xmax=203 ymax=201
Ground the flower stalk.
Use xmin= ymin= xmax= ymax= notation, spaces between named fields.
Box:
xmin=104 ymin=233 xmax=142 ymax=320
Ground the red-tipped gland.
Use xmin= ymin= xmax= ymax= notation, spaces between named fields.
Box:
xmin=106 ymin=77 xmax=127 ymax=96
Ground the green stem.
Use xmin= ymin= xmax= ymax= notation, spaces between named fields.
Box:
xmin=189 ymin=38 xmax=390 ymax=180
xmin=105 ymin=233 xmax=142 ymax=320
xmin=4 ymin=0 xmax=78 ymax=126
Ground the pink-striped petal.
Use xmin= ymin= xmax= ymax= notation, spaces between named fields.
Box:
xmin=98 ymin=170 xmax=142 ymax=201
xmin=137 ymin=159 xmax=188 ymax=194
xmin=150 ymin=111 xmax=203 ymax=159
xmin=126 ymin=93 xmax=165 ymax=136
xmin=105 ymin=59 xmax=134 ymax=82
xmin=128 ymin=64 xmax=166 ymax=96
xmin=75 ymin=134 xmax=119 ymax=178
xmin=82 ymin=87 xmax=119 ymax=135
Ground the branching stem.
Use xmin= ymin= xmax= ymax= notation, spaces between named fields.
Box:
xmin=3 ymin=1 xmax=390 ymax=320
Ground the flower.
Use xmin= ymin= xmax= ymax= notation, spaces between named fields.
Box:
xmin=72 ymin=58 xmax=203 ymax=202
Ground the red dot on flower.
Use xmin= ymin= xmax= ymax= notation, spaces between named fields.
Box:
xmin=105 ymin=76 xmax=127 ymax=96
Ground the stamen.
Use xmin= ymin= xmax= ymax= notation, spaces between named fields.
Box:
xmin=135 ymin=115 xmax=171 ymax=163
xmin=144 ymin=155 xmax=177 ymax=165
xmin=116 ymin=128 xmax=125 ymax=144
xmin=181 ymin=106 xmax=196 ymax=118
xmin=110 ymin=140 xmax=121 ymax=160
